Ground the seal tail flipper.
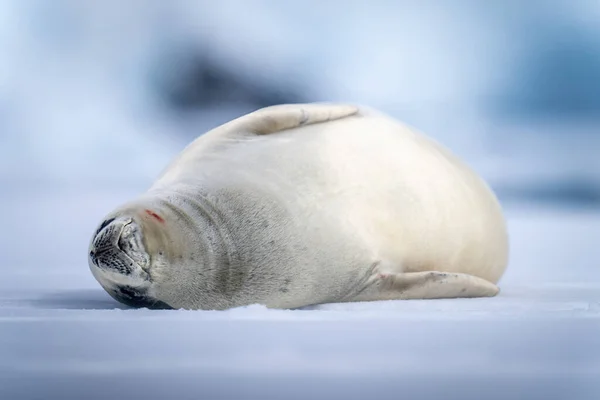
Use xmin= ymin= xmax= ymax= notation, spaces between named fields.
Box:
xmin=346 ymin=270 xmax=499 ymax=302
xmin=227 ymin=103 xmax=360 ymax=135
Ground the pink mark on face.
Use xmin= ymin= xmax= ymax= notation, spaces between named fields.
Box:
xmin=145 ymin=209 xmax=165 ymax=223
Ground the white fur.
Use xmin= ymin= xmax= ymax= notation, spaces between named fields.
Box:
xmin=90 ymin=103 xmax=509 ymax=310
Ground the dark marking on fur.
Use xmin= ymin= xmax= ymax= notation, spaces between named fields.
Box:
xmin=112 ymin=286 xmax=173 ymax=310
xmin=145 ymin=209 xmax=165 ymax=223
xmin=95 ymin=218 xmax=115 ymax=236
xmin=89 ymin=250 xmax=98 ymax=265
xmin=279 ymin=278 xmax=292 ymax=293
xmin=298 ymin=108 xmax=309 ymax=125
xmin=340 ymin=261 xmax=381 ymax=301
xmin=170 ymin=190 xmax=243 ymax=296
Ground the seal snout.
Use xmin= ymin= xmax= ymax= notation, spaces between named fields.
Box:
xmin=89 ymin=217 xmax=150 ymax=282
xmin=88 ymin=216 xmax=172 ymax=309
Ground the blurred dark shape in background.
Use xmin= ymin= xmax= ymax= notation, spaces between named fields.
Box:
xmin=152 ymin=47 xmax=305 ymax=115
xmin=496 ymin=24 xmax=600 ymax=121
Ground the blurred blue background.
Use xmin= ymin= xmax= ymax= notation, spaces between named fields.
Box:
xmin=2 ymin=2 xmax=600 ymax=399
xmin=1 ymin=0 xmax=599 ymax=272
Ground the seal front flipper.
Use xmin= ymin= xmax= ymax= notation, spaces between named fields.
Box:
xmin=348 ymin=269 xmax=499 ymax=302
xmin=230 ymin=103 xmax=360 ymax=136
xmin=152 ymin=103 xmax=360 ymax=186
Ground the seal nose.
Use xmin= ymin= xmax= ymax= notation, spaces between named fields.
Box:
xmin=89 ymin=218 xmax=114 ymax=266
xmin=89 ymin=249 xmax=98 ymax=265
xmin=94 ymin=217 xmax=116 ymax=237
xmin=90 ymin=218 xmax=124 ymax=255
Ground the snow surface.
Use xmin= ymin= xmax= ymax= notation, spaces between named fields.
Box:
xmin=1 ymin=204 xmax=599 ymax=400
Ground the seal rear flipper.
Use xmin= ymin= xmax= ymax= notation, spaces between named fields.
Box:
xmin=348 ymin=270 xmax=499 ymax=302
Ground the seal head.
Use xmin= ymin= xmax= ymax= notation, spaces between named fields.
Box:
xmin=88 ymin=216 xmax=172 ymax=309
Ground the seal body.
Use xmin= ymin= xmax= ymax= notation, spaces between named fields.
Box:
xmin=88 ymin=103 xmax=509 ymax=310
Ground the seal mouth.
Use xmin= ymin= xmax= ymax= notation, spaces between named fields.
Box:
xmin=109 ymin=285 xmax=173 ymax=310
